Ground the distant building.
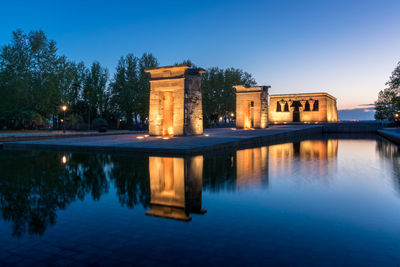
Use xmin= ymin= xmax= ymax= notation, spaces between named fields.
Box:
xmin=145 ymin=65 xmax=205 ymax=136
xmin=234 ymin=85 xmax=270 ymax=129
xmin=269 ymin=93 xmax=338 ymax=123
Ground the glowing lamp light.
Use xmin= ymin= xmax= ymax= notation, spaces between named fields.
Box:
xmin=204 ymin=134 xmax=209 ymax=136
xmin=162 ymin=137 xmax=170 ymax=140
xmin=136 ymin=136 xmax=144 ymax=139
xmin=168 ymin=126 xmax=174 ymax=136
xmin=144 ymin=134 xmax=149 ymax=137
xmin=230 ymin=113 xmax=235 ymax=117
xmin=62 ymin=105 xmax=67 ymax=111
xmin=62 ymin=155 xmax=67 ymax=164
xmin=60 ymin=119 xmax=64 ymax=122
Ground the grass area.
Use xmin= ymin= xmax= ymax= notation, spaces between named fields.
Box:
xmin=0 ymin=130 xmax=70 ymax=134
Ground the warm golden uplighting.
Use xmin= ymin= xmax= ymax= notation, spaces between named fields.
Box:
xmin=204 ymin=134 xmax=209 ymax=136
xmin=268 ymin=93 xmax=338 ymax=123
xmin=62 ymin=105 xmax=67 ymax=111
xmin=244 ymin=117 xmax=252 ymax=129
xmin=162 ymin=137 xmax=170 ymax=140
xmin=230 ymin=112 xmax=235 ymax=117
xmin=147 ymin=65 xmax=204 ymax=136
xmin=136 ymin=136 xmax=144 ymax=139
xmin=234 ymin=85 xmax=269 ymax=129
xmin=61 ymin=155 xmax=67 ymax=164
xmin=144 ymin=134 xmax=149 ymax=137
xmin=167 ymin=126 xmax=174 ymax=137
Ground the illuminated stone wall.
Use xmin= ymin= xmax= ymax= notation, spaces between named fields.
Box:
xmin=146 ymin=65 xmax=205 ymax=136
xmin=234 ymin=85 xmax=270 ymax=129
xmin=269 ymin=93 xmax=338 ymax=123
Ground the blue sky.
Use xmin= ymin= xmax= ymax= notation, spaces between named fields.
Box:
xmin=1 ymin=0 xmax=400 ymax=117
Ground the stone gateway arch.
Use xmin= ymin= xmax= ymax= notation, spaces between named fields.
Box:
xmin=146 ymin=65 xmax=205 ymax=136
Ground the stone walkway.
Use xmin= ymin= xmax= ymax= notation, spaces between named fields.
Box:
xmin=3 ymin=125 xmax=323 ymax=155
xmin=0 ymin=130 xmax=140 ymax=143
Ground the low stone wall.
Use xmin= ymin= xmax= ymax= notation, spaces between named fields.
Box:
xmin=322 ymin=122 xmax=385 ymax=133
xmin=377 ymin=129 xmax=400 ymax=145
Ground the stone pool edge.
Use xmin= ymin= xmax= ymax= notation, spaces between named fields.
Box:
xmin=377 ymin=129 xmax=400 ymax=146
xmin=3 ymin=126 xmax=323 ymax=156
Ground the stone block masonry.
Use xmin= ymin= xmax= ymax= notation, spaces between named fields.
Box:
xmin=234 ymin=85 xmax=270 ymax=129
xmin=146 ymin=65 xmax=205 ymax=136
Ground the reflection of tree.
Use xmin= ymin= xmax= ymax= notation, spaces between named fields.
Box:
xmin=202 ymin=153 xmax=236 ymax=191
xmin=376 ymin=139 xmax=400 ymax=192
xmin=65 ymin=153 xmax=111 ymax=200
xmin=0 ymin=151 xmax=110 ymax=237
xmin=109 ymin=156 xmax=150 ymax=209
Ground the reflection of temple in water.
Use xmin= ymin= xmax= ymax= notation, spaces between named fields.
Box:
xmin=146 ymin=156 xmax=206 ymax=221
xmin=236 ymin=147 xmax=269 ymax=189
xmin=268 ymin=139 xmax=338 ymax=178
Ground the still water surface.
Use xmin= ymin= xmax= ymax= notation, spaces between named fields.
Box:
xmin=0 ymin=136 xmax=400 ymax=265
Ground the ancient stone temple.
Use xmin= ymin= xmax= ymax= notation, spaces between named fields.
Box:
xmin=269 ymin=93 xmax=338 ymax=123
xmin=145 ymin=65 xmax=205 ymax=136
xmin=146 ymin=156 xmax=206 ymax=221
xmin=234 ymin=85 xmax=270 ymax=129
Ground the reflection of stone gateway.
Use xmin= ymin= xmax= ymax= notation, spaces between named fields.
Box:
xmin=236 ymin=147 xmax=269 ymax=189
xmin=234 ymin=85 xmax=270 ymax=129
xmin=146 ymin=156 xmax=206 ymax=221
xmin=268 ymin=139 xmax=338 ymax=177
xmin=145 ymin=65 xmax=206 ymax=136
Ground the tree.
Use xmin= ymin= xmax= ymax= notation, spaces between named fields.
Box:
xmin=202 ymin=67 xmax=256 ymax=125
xmin=375 ymin=62 xmax=400 ymax=120
xmin=83 ymin=61 xmax=109 ymax=128
xmin=0 ymin=29 xmax=86 ymax=129
xmin=138 ymin=53 xmax=158 ymax=123
xmin=110 ymin=53 xmax=158 ymax=127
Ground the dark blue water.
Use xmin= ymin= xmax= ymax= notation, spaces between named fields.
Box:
xmin=0 ymin=136 xmax=400 ymax=266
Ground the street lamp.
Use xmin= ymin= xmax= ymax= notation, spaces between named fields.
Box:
xmin=61 ymin=105 xmax=67 ymax=133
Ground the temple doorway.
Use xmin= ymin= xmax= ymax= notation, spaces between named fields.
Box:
xmin=162 ymin=92 xmax=174 ymax=136
xmin=244 ymin=101 xmax=254 ymax=128
xmin=250 ymin=101 xmax=254 ymax=127
xmin=291 ymin=101 xmax=301 ymax=122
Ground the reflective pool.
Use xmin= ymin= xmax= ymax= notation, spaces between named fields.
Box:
xmin=1 ymin=135 xmax=400 ymax=265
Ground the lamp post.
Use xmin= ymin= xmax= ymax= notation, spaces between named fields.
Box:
xmin=62 ymin=105 xmax=67 ymax=133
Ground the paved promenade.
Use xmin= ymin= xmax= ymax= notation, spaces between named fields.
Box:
xmin=0 ymin=130 xmax=139 ymax=144
xmin=4 ymin=125 xmax=323 ymax=155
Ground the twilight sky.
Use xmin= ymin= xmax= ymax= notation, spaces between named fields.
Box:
xmin=1 ymin=0 xmax=399 ymax=117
